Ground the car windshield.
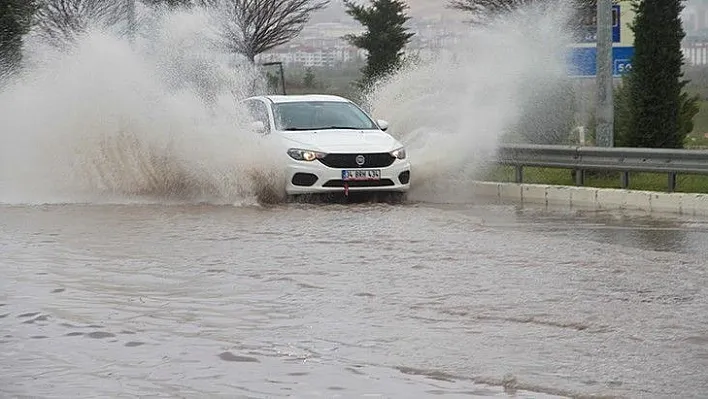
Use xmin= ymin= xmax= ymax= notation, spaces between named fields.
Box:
xmin=272 ymin=101 xmax=379 ymax=131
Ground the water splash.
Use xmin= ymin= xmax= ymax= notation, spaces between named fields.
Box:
xmin=0 ymin=6 xmax=281 ymax=206
xmin=1 ymin=2 xmax=577 ymax=206
xmin=364 ymin=1 xmax=576 ymax=203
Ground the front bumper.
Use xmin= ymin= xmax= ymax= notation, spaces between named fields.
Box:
xmin=284 ymin=158 xmax=411 ymax=195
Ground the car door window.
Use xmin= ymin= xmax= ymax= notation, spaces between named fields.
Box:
xmin=245 ymin=100 xmax=271 ymax=134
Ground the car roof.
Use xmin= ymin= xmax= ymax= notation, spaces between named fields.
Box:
xmin=247 ymin=94 xmax=352 ymax=104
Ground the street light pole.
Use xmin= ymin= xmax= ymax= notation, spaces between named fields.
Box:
xmin=595 ymin=0 xmax=614 ymax=147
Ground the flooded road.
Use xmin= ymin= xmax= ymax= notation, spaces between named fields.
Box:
xmin=1 ymin=201 xmax=707 ymax=398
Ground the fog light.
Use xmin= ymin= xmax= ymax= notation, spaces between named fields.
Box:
xmin=292 ymin=173 xmax=318 ymax=186
xmin=398 ymin=171 xmax=410 ymax=184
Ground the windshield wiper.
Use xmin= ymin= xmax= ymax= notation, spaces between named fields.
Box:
xmin=282 ymin=127 xmax=314 ymax=131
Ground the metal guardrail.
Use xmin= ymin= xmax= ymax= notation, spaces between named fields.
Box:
xmin=495 ymin=144 xmax=708 ymax=192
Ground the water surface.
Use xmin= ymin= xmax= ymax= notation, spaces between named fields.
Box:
xmin=2 ymin=202 xmax=706 ymax=398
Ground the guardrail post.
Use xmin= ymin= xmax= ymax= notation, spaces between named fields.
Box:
xmin=574 ymin=169 xmax=585 ymax=186
xmin=668 ymin=172 xmax=677 ymax=193
xmin=621 ymin=172 xmax=630 ymax=189
xmin=515 ymin=166 xmax=523 ymax=183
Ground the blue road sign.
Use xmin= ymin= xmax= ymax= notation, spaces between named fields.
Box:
xmin=613 ymin=4 xmax=621 ymax=43
xmin=568 ymin=3 xmax=632 ymax=78
xmin=575 ymin=5 xmax=621 ymax=44
xmin=567 ymin=46 xmax=634 ymax=77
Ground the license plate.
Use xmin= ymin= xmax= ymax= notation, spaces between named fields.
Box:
xmin=342 ymin=169 xmax=381 ymax=181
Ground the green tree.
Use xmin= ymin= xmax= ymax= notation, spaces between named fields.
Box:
xmin=344 ymin=0 xmax=414 ymax=88
xmin=0 ymin=0 xmax=38 ymax=75
xmin=623 ymin=0 xmax=698 ymax=148
xmin=303 ymin=67 xmax=315 ymax=88
xmin=612 ymin=78 xmax=633 ymax=147
xmin=265 ymin=71 xmax=281 ymax=94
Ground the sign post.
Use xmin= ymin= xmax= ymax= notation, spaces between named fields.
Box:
xmin=567 ymin=0 xmax=635 ymax=147
xmin=596 ymin=0 xmax=614 ymax=147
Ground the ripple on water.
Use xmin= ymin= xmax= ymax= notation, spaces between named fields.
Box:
xmin=218 ymin=352 xmax=260 ymax=363
xmin=85 ymin=331 xmax=116 ymax=339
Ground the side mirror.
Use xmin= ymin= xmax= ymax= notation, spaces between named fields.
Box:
xmin=250 ymin=120 xmax=266 ymax=134
xmin=376 ymin=119 xmax=389 ymax=131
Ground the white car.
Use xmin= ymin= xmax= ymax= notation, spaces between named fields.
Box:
xmin=242 ymin=94 xmax=411 ymax=200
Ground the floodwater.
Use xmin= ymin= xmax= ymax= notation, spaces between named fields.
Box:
xmin=1 ymin=201 xmax=707 ymax=399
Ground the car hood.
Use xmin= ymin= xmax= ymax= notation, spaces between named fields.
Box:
xmin=275 ymin=129 xmax=402 ymax=153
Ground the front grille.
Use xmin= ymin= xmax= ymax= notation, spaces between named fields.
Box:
xmin=318 ymin=153 xmax=395 ymax=168
xmin=323 ymin=179 xmax=395 ymax=188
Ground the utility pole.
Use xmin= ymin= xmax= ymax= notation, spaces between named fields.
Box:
xmin=595 ymin=0 xmax=614 ymax=147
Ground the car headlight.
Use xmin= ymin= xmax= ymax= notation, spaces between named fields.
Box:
xmin=287 ymin=148 xmax=327 ymax=161
xmin=390 ymin=147 xmax=406 ymax=160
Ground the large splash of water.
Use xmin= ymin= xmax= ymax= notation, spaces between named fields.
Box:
xmin=0 ymin=6 xmax=282 ymax=206
xmin=0 ymin=2 xmax=576 ymax=206
xmin=364 ymin=1 xmax=576 ymax=203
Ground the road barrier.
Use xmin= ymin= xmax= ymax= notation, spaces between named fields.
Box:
xmin=496 ymin=144 xmax=708 ymax=192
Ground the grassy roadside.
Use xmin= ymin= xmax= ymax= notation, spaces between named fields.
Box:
xmin=481 ymin=166 xmax=708 ymax=194
xmin=479 ymin=99 xmax=708 ymax=194
xmin=686 ymin=100 xmax=708 ymax=149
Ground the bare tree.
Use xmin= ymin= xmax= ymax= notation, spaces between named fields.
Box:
xmin=141 ymin=0 xmax=197 ymax=8
xmin=450 ymin=0 xmax=539 ymax=16
xmin=34 ymin=0 xmax=129 ymax=47
xmin=209 ymin=0 xmax=330 ymax=62
xmin=449 ymin=0 xmax=595 ymax=25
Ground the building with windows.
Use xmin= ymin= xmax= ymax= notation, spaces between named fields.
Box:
xmin=683 ymin=0 xmax=708 ymax=65
xmin=684 ymin=0 xmax=708 ymax=37
xmin=256 ymin=43 xmax=366 ymax=67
